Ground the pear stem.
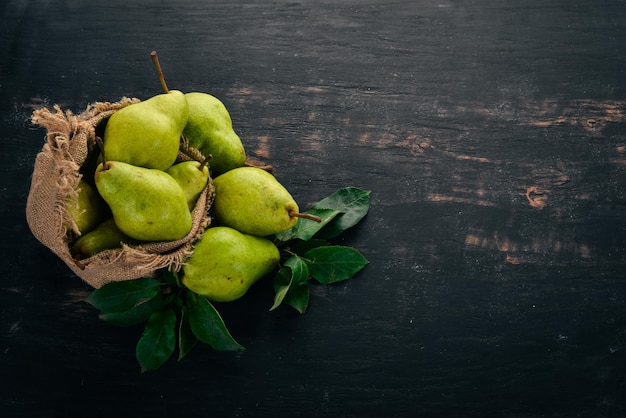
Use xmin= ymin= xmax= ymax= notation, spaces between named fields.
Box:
xmin=244 ymin=160 xmax=274 ymax=173
xmin=289 ymin=211 xmax=322 ymax=223
xmin=198 ymin=154 xmax=212 ymax=171
xmin=94 ymin=136 xmax=109 ymax=170
xmin=150 ymin=51 xmax=169 ymax=93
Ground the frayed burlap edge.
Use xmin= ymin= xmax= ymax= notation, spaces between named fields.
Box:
xmin=26 ymin=98 xmax=214 ymax=288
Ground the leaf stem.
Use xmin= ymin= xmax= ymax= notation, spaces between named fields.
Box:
xmin=281 ymin=249 xmax=313 ymax=264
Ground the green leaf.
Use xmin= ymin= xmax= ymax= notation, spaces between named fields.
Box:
xmin=270 ymin=267 xmax=293 ymax=311
xmin=276 ymin=208 xmax=342 ymax=241
xmin=178 ymin=306 xmax=199 ymax=361
xmin=270 ymin=255 xmax=310 ymax=313
xmin=98 ymin=293 xmax=165 ymax=327
xmin=85 ymin=277 xmax=161 ymax=313
xmin=186 ymin=292 xmax=244 ymax=351
xmin=161 ymin=269 xmax=181 ymax=287
xmin=304 ymin=246 xmax=369 ymax=284
xmin=310 ymin=187 xmax=371 ymax=239
xmin=289 ymin=239 xmax=330 ymax=256
xmin=284 ymin=277 xmax=310 ymax=314
xmin=284 ymin=255 xmax=309 ymax=280
xmin=135 ymin=308 xmax=177 ymax=373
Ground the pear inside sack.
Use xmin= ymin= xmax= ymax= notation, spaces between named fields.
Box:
xmin=65 ymin=95 xmax=208 ymax=260
xmin=45 ymin=80 xmax=318 ymax=300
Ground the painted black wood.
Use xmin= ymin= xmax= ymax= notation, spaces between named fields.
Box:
xmin=2 ymin=1 xmax=626 ymax=416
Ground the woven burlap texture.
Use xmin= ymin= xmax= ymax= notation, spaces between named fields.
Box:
xmin=26 ymin=98 xmax=213 ymax=288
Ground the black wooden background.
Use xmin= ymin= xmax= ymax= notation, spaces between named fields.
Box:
xmin=1 ymin=1 xmax=626 ymax=417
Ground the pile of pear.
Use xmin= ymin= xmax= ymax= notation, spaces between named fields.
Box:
xmin=67 ymin=89 xmax=315 ymax=303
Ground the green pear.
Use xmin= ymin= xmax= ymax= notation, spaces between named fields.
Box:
xmin=212 ymin=167 xmax=311 ymax=237
xmin=182 ymin=226 xmax=280 ymax=302
xmin=166 ymin=160 xmax=210 ymax=209
xmin=103 ymin=90 xmax=188 ymax=171
xmin=65 ymin=180 xmax=109 ymax=236
xmin=71 ymin=218 xmax=135 ymax=259
xmin=183 ymin=92 xmax=246 ymax=176
xmin=95 ymin=161 xmax=192 ymax=241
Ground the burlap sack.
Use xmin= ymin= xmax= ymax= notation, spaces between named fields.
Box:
xmin=26 ymin=98 xmax=214 ymax=288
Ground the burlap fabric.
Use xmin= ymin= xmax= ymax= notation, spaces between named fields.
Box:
xmin=26 ymin=98 xmax=214 ymax=288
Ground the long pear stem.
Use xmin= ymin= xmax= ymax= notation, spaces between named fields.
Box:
xmin=289 ymin=211 xmax=322 ymax=223
xmin=95 ymin=136 xmax=109 ymax=170
xmin=151 ymin=51 xmax=169 ymax=93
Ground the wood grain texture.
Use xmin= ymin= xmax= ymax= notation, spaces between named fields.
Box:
xmin=1 ymin=0 xmax=626 ymax=416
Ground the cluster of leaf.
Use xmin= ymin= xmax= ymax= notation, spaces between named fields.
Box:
xmin=85 ymin=187 xmax=370 ymax=372
xmin=272 ymin=187 xmax=370 ymax=313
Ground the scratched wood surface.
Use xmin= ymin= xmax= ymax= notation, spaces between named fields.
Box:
xmin=2 ymin=1 xmax=626 ymax=416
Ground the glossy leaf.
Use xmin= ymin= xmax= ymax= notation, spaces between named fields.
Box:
xmin=270 ymin=267 xmax=292 ymax=311
xmin=161 ymin=269 xmax=181 ymax=287
xmin=304 ymin=246 xmax=369 ymax=284
xmin=186 ymin=292 xmax=244 ymax=351
xmin=85 ymin=277 xmax=161 ymax=313
xmin=289 ymin=239 xmax=330 ymax=256
xmin=136 ymin=308 xmax=177 ymax=373
xmin=270 ymin=255 xmax=310 ymax=313
xmin=99 ymin=293 xmax=165 ymax=327
xmin=311 ymin=187 xmax=371 ymax=239
xmin=284 ymin=277 xmax=310 ymax=314
xmin=178 ymin=306 xmax=199 ymax=361
xmin=285 ymin=255 xmax=309 ymax=281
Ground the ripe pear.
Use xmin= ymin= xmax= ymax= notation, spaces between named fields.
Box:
xmin=182 ymin=226 xmax=280 ymax=302
xmin=65 ymin=180 xmax=109 ymax=236
xmin=71 ymin=218 xmax=135 ymax=259
xmin=103 ymin=90 xmax=188 ymax=171
xmin=212 ymin=167 xmax=308 ymax=237
xmin=166 ymin=160 xmax=210 ymax=209
xmin=183 ymin=92 xmax=246 ymax=176
xmin=95 ymin=161 xmax=192 ymax=241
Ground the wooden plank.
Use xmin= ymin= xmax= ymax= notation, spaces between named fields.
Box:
xmin=1 ymin=0 xmax=625 ymax=416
